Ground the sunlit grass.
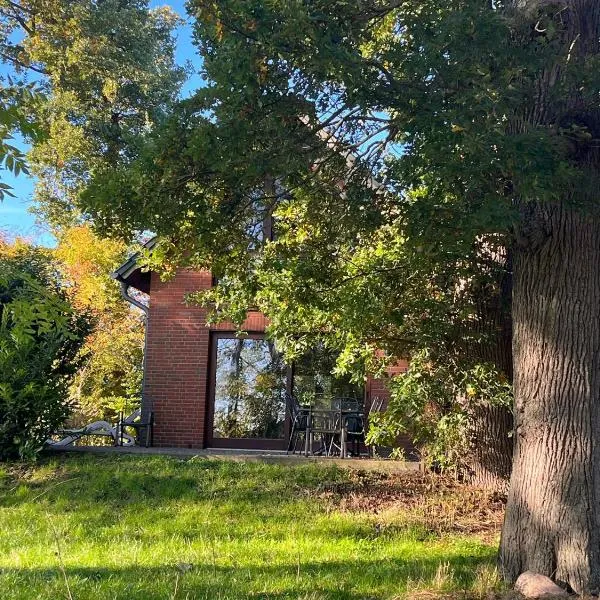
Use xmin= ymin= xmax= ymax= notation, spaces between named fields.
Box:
xmin=0 ymin=454 xmax=503 ymax=599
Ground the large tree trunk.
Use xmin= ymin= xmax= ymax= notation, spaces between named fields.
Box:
xmin=465 ymin=247 xmax=514 ymax=491
xmin=498 ymin=0 xmax=600 ymax=592
xmin=468 ymin=404 xmax=513 ymax=491
xmin=499 ymin=202 xmax=600 ymax=593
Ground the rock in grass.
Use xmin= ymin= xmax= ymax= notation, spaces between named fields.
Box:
xmin=515 ymin=571 xmax=569 ymax=598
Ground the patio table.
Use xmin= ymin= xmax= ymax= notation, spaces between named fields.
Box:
xmin=303 ymin=407 xmax=365 ymax=458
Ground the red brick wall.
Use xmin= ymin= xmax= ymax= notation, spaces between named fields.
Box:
xmin=144 ymin=270 xmax=210 ymax=447
xmin=366 ymin=361 xmax=409 ymax=409
xmin=144 ymin=268 xmax=408 ymax=449
xmin=144 ymin=269 xmax=268 ymax=448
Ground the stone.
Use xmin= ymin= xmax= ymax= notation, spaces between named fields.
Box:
xmin=515 ymin=571 xmax=569 ymax=599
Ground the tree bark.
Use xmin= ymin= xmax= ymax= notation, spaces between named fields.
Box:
xmin=468 ymin=404 xmax=513 ymax=491
xmin=465 ymin=247 xmax=514 ymax=491
xmin=498 ymin=0 xmax=600 ymax=592
xmin=499 ymin=202 xmax=600 ymax=594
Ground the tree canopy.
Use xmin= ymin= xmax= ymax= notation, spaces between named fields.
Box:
xmin=2 ymin=0 xmax=598 ymax=591
xmin=80 ymin=0 xmax=594 ymax=370
xmin=54 ymin=225 xmax=144 ymax=422
xmin=0 ymin=0 xmax=186 ymax=226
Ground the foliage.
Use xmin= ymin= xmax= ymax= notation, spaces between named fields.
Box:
xmin=68 ymin=313 xmax=144 ymax=423
xmin=0 ymin=81 xmax=42 ymax=200
xmin=367 ymin=350 xmax=512 ymax=474
xmin=0 ymin=0 xmax=170 ymax=424
xmin=0 ymin=0 xmax=186 ymax=229
xmin=54 ymin=225 xmax=128 ymax=314
xmin=53 ymin=225 xmax=144 ymax=423
xmin=0 ymin=454 xmax=502 ymax=599
xmin=0 ymin=238 xmax=87 ymax=459
xmin=74 ymin=0 xmax=558 ymax=461
xmin=28 ymin=1 xmax=596 ymax=479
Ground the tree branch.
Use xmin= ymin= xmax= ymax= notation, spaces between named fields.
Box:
xmin=0 ymin=51 xmax=47 ymax=74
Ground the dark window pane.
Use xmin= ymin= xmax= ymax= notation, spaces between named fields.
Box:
xmin=292 ymin=345 xmax=363 ymax=407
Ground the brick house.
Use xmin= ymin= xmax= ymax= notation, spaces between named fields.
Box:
xmin=113 ymin=241 xmax=408 ymax=450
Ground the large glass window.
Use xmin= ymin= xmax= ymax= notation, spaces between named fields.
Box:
xmin=292 ymin=345 xmax=364 ymax=408
xmin=212 ymin=337 xmax=287 ymax=440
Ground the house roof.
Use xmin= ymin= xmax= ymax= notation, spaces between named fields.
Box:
xmin=111 ymin=236 xmax=157 ymax=294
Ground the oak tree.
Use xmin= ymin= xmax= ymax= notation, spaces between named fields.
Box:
xmin=67 ymin=0 xmax=600 ymax=591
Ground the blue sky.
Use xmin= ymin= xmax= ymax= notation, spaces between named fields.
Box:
xmin=0 ymin=0 xmax=202 ymax=246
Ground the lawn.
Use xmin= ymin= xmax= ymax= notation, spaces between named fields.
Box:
xmin=0 ymin=454 xmax=505 ymax=600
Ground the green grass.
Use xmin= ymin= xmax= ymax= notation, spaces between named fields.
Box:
xmin=0 ymin=454 xmax=502 ymax=599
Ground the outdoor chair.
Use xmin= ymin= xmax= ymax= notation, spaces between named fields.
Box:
xmin=330 ymin=397 xmax=366 ymax=457
xmin=47 ymin=417 xmax=135 ymax=448
xmin=117 ymin=407 xmax=154 ymax=447
xmin=286 ymin=393 xmax=310 ymax=454
xmin=287 ymin=394 xmax=341 ymax=456
xmin=344 ymin=412 xmax=366 ymax=457
xmin=305 ymin=408 xmax=344 ymax=457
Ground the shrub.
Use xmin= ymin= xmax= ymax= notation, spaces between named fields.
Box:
xmin=0 ymin=243 xmax=87 ymax=459
xmin=366 ymin=349 xmax=512 ymax=475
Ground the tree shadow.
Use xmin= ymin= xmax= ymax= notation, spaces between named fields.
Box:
xmin=1 ymin=454 xmax=499 ymax=598
xmin=0 ymin=555 xmax=497 ymax=600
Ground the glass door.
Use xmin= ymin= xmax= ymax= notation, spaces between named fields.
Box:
xmin=208 ymin=333 xmax=289 ymax=449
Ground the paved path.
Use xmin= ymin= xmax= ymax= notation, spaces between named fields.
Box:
xmin=45 ymin=444 xmax=421 ymax=473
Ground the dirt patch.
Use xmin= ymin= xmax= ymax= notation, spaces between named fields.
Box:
xmin=317 ymin=470 xmax=506 ymax=541
xmin=406 ymin=593 xmax=520 ymax=600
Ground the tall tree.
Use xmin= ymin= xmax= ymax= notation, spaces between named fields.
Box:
xmin=499 ymin=1 xmax=600 ymax=592
xmin=53 ymin=225 xmax=144 ymax=422
xmin=0 ymin=0 xmax=186 ymax=228
xmin=72 ymin=0 xmax=599 ymax=590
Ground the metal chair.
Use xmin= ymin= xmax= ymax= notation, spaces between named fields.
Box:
xmin=47 ymin=419 xmax=135 ymax=447
xmin=117 ymin=408 xmax=154 ymax=447
xmin=331 ymin=397 xmax=366 ymax=457
xmin=286 ymin=393 xmax=310 ymax=454
xmin=306 ymin=408 xmax=344 ymax=456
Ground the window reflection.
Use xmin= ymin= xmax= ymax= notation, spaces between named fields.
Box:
xmin=292 ymin=345 xmax=364 ymax=408
xmin=213 ymin=338 xmax=287 ymax=439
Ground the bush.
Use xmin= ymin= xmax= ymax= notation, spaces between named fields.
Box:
xmin=366 ymin=349 xmax=512 ymax=475
xmin=0 ymin=243 xmax=87 ymax=460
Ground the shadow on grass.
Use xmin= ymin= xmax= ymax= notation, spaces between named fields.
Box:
xmin=0 ymin=554 xmax=498 ymax=600
xmin=0 ymin=453 xmax=347 ymax=508
xmin=0 ymin=455 xmax=501 ymax=599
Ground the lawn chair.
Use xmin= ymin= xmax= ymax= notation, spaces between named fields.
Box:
xmin=117 ymin=408 xmax=154 ymax=447
xmin=305 ymin=408 xmax=344 ymax=456
xmin=46 ymin=418 xmax=135 ymax=447
xmin=331 ymin=397 xmax=366 ymax=457
xmin=286 ymin=393 xmax=310 ymax=454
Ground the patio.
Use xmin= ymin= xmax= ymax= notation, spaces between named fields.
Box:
xmin=44 ymin=444 xmax=420 ymax=473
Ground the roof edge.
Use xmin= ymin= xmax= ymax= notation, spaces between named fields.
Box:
xmin=111 ymin=236 xmax=158 ymax=283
